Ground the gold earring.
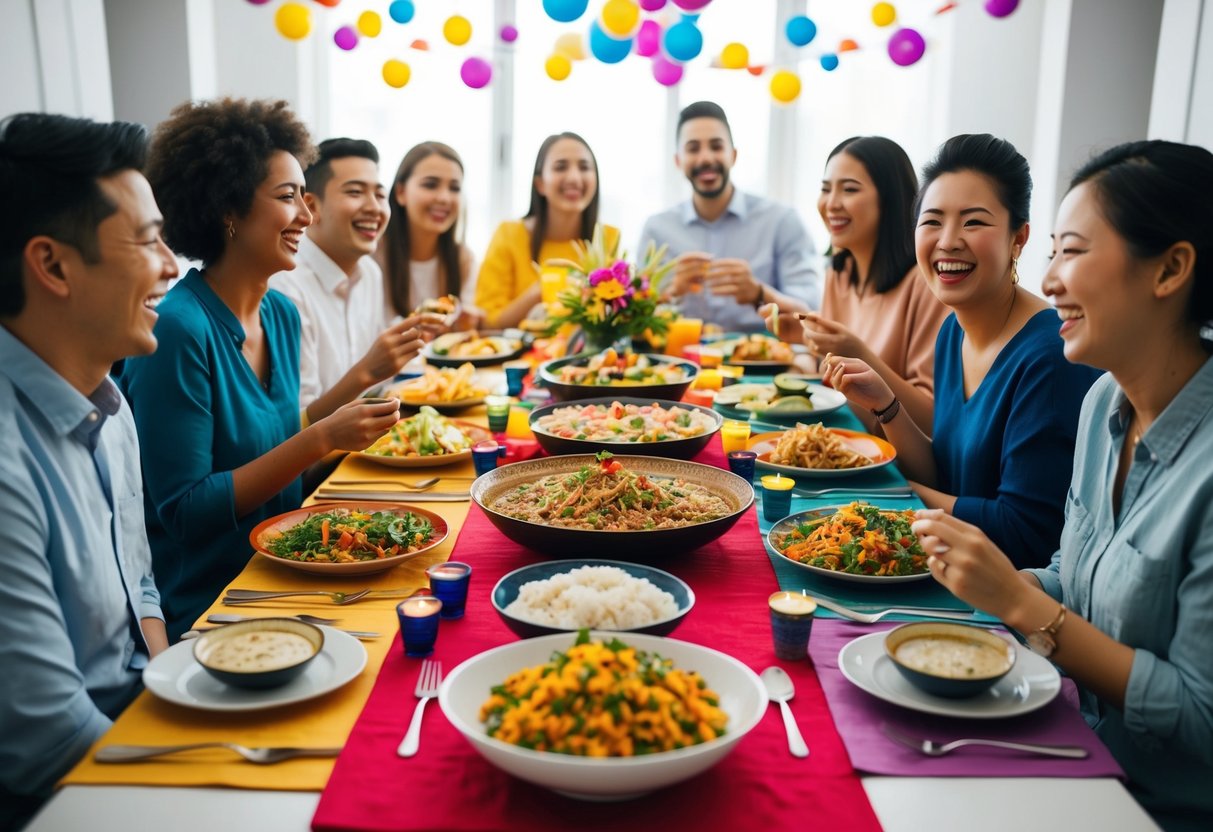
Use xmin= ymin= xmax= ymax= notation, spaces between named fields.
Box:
xmin=226 ymin=220 xmax=235 ymax=240
xmin=1010 ymin=257 xmax=1020 ymax=285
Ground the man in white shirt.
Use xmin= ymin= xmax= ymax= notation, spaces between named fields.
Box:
xmin=270 ymin=138 xmax=427 ymax=425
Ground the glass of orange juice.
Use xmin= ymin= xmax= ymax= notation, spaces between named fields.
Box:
xmin=664 ymin=317 xmax=703 ymax=357
xmin=720 ymin=420 xmax=751 ymax=454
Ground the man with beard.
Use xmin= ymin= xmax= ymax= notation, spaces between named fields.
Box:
xmin=639 ymin=101 xmax=819 ymax=332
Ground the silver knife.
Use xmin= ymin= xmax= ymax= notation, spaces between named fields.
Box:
xmin=181 ymin=626 xmax=381 ymax=640
xmin=314 ymin=489 xmax=470 ymax=502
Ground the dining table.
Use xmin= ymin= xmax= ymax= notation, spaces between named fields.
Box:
xmin=28 ymin=371 xmax=1160 ymax=832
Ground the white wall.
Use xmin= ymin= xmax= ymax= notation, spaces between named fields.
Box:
xmin=1 ymin=0 xmax=112 ymax=120
xmin=1184 ymin=0 xmax=1213 ymax=147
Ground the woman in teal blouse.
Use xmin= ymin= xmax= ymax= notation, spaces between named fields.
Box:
xmin=914 ymin=141 xmax=1213 ymax=832
xmin=120 ymin=99 xmax=403 ymax=639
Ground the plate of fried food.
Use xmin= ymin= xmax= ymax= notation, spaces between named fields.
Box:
xmin=357 ymin=405 xmax=493 ymax=468
xmin=717 ymin=334 xmax=797 ymax=372
xmin=393 ymin=363 xmax=496 ymax=412
xmin=767 ymin=502 xmax=931 ymax=583
xmin=749 ymin=422 xmax=896 ymax=478
xmin=423 ymin=331 xmax=526 ymax=368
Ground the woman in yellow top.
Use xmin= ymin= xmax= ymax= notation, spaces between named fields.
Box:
xmin=476 ymin=132 xmax=619 ymax=327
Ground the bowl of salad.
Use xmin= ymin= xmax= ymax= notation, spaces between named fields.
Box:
xmin=537 ymin=349 xmax=698 ymax=403
xmin=766 ymin=503 xmax=931 ymax=584
xmin=250 ymin=503 xmax=450 ymax=575
xmin=357 ymin=406 xmax=492 ymax=468
xmin=528 ymin=397 xmax=723 ymax=460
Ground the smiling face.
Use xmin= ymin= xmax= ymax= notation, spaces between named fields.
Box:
xmin=226 ymin=150 xmax=313 ymax=277
xmin=535 ymin=137 xmax=597 ymax=216
xmin=69 ymin=169 xmax=178 ymax=360
xmin=915 ymin=171 xmax=1026 ymax=310
xmin=307 ymin=155 xmax=388 ymax=266
xmin=676 ymin=116 xmax=736 ymax=199
xmin=1042 ymin=181 xmax=1158 ymax=371
xmin=819 ymin=152 xmax=880 ymax=252
xmin=396 ymin=153 xmax=463 ymax=239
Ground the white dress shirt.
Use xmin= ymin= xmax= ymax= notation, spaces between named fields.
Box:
xmin=270 ymin=236 xmax=386 ymax=407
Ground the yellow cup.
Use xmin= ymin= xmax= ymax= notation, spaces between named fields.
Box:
xmin=664 ymin=317 xmax=703 ymax=357
xmin=720 ymin=420 xmax=751 ymax=454
xmin=506 ymin=405 xmax=535 ymax=439
xmin=693 ymin=368 xmax=723 ymax=391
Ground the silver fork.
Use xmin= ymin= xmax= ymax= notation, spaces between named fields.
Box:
xmin=208 ymin=613 xmax=340 ymax=626
xmin=222 ymin=589 xmax=373 ymax=606
xmin=812 ymin=595 xmax=975 ymax=624
xmin=880 ymin=724 xmax=1089 ymax=759
xmin=94 ymin=743 xmax=343 ymax=764
xmin=792 ymin=486 xmax=914 ymax=499
xmin=397 ymin=659 xmax=443 ymax=758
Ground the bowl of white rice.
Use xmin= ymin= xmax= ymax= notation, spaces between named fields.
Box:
xmin=491 ymin=559 xmax=695 ymax=638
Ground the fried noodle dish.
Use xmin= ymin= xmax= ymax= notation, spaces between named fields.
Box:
xmin=490 ymin=452 xmax=731 ymax=531
xmin=775 ymin=502 xmax=927 ymax=577
xmin=769 ymin=422 xmax=871 ymax=469
xmin=263 ymin=508 xmax=435 ymax=563
xmin=480 ymin=631 xmax=728 ymax=756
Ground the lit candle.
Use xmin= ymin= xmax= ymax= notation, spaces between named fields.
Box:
xmin=697 ymin=346 xmax=723 ymax=369
xmin=425 ymin=561 xmax=473 ymax=619
xmin=768 ymin=590 xmax=816 ymax=660
xmin=761 ymin=474 xmax=795 ymax=522
xmin=397 ymin=596 xmax=442 ymax=658
xmin=769 ymin=590 xmax=817 ymax=616
xmin=720 ymin=420 xmax=751 ymax=454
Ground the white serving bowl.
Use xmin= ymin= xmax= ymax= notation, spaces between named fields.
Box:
xmin=438 ymin=631 xmax=766 ymax=800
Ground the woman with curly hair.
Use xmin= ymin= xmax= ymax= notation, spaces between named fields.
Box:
xmin=119 ymin=98 xmax=403 ymax=639
xmin=376 ymin=141 xmax=482 ymax=330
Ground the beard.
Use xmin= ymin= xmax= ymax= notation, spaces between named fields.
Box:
xmin=688 ymin=163 xmax=730 ymax=199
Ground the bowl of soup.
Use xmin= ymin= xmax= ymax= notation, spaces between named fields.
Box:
xmin=884 ymin=622 xmax=1016 ymax=699
xmin=192 ymin=618 xmax=324 ymax=689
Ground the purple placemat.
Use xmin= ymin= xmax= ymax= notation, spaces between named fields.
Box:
xmin=810 ymin=619 xmax=1125 ymax=778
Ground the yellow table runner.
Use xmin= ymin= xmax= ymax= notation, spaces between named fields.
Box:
xmin=62 ymin=446 xmax=479 ymax=790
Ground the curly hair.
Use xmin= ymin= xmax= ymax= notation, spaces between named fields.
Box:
xmin=145 ymin=98 xmax=315 ymax=266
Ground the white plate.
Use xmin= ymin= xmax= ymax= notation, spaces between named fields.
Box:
xmin=143 ymin=626 xmax=367 ymax=712
xmin=838 ymin=631 xmax=1061 ymax=719
xmin=715 ymin=383 xmax=846 ymax=420
xmin=767 ymin=508 xmax=932 ymax=584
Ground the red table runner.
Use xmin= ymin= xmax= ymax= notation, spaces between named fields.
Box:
xmin=312 ymin=444 xmax=881 ymax=832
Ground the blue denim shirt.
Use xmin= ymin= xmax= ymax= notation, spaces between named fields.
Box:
xmin=639 ymin=189 xmax=821 ymax=331
xmin=0 ymin=326 xmax=160 ymax=813
xmin=1027 ymin=356 xmax=1213 ymax=832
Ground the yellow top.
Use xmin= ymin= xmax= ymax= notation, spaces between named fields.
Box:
xmin=474 ymin=219 xmax=620 ymax=326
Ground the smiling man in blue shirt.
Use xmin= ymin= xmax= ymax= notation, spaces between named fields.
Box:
xmin=0 ymin=113 xmax=177 ymax=828
xmin=639 ymin=101 xmax=820 ymax=332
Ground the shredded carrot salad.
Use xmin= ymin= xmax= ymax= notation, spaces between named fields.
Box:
xmin=775 ymin=502 xmax=927 ymax=577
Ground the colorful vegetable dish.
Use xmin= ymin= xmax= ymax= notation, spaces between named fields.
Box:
xmin=263 ymin=508 xmax=435 ymax=564
xmin=533 ymin=401 xmax=716 ymax=443
xmin=774 ymin=502 xmax=927 ymax=577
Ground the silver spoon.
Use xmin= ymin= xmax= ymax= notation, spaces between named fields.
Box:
xmin=762 ymin=666 xmax=809 ymax=758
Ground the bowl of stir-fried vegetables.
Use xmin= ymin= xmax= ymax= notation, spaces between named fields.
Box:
xmin=528 ymin=397 xmax=723 ymax=460
xmin=537 ymin=349 xmax=698 ymax=402
xmin=357 ymin=406 xmax=493 ymax=468
xmin=250 ymin=503 xmax=449 ymax=575
xmin=439 ymin=630 xmax=765 ymax=800
xmin=767 ymin=502 xmax=932 ymax=584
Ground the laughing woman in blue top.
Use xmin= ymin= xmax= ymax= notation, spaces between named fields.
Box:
xmin=821 ymin=135 xmax=1101 ymax=567
xmin=914 ymin=141 xmax=1213 ymax=832
xmin=120 ymin=99 xmax=405 ymax=639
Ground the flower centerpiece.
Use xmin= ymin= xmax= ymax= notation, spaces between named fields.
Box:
xmin=545 ymin=224 xmax=674 ymax=354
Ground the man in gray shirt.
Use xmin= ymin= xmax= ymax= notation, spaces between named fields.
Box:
xmin=639 ymin=101 xmax=819 ymax=332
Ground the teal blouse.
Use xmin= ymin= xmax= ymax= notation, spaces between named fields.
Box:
xmin=120 ymin=269 xmax=303 ymax=639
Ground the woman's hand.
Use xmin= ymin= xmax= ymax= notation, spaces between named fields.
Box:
xmin=819 ymin=352 xmax=894 ymax=411
xmin=910 ymin=510 xmax=1034 ymax=620
xmin=799 ymin=312 xmax=869 ymax=362
xmin=316 ymin=398 xmax=401 ymax=453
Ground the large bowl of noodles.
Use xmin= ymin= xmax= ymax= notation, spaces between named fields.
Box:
xmin=471 ymin=454 xmax=754 ymax=558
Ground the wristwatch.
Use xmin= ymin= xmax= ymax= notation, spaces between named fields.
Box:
xmin=1026 ymin=604 xmax=1067 ymax=657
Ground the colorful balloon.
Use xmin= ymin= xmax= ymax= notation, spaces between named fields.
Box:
xmin=652 ymin=56 xmax=683 ymax=86
xmin=769 ymin=70 xmax=801 ymax=103
xmin=461 ymin=57 xmax=492 ymax=89
xmin=639 ymin=0 xmax=666 ymax=9
xmin=819 ymin=53 xmax=839 ymax=71
xmin=444 ymin=15 xmax=472 ymax=46
xmin=312 ymin=0 xmax=340 ymax=7
xmin=410 ymin=39 xmax=429 ymax=50
xmin=635 ymin=19 xmax=662 ymax=57
xmin=274 ymin=3 xmax=310 ymax=40
xmin=785 ymin=15 xmax=817 ymax=47
xmin=388 ymin=1 xmax=415 ymax=24
xmin=382 ymin=59 xmax=411 ymax=88
xmin=871 ymin=3 xmax=896 ymax=27
xmin=555 ymin=32 xmax=587 ymax=60
xmin=887 ymin=27 xmax=926 ymax=66
xmin=545 ymin=53 xmax=573 ymax=80
xmin=671 ymin=0 xmax=712 ymax=10
xmin=746 ymin=64 xmax=765 ymax=76
xmin=838 ymin=38 xmax=860 ymax=52
xmin=333 ymin=25 xmax=358 ymax=50
xmin=588 ymin=20 xmax=632 ymax=64
xmin=500 ymin=24 xmax=519 ymax=43
xmin=984 ymin=0 xmax=1019 ymax=17
xmin=720 ymin=42 xmax=748 ymax=69
xmin=357 ymin=11 xmax=381 ymax=38
xmin=245 ymin=0 xmax=272 ymax=5
xmin=543 ymin=0 xmax=589 ymax=23
xmin=663 ymin=19 xmax=702 ymax=61
xmin=602 ymin=0 xmax=640 ymax=37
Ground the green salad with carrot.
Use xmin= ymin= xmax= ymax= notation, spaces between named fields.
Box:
xmin=264 ymin=508 xmax=435 ymax=563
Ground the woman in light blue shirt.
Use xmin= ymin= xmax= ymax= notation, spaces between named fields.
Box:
xmin=120 ymin=99 xmax=402 ymax=640
xmin=914 ymin=140 xmax=1213 ymax=832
